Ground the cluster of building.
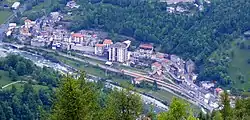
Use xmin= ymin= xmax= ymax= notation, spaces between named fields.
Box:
xmin=131 ymin=43 xmax=197 ymax=82
xmin=7 ymin=11 xmax=102 ymax=53
xmin=66 ymin=0 xmax=80 ymax=9
xmin=94 ymin=39 xmax=131 ymax=63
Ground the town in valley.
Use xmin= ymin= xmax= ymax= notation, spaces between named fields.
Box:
xmin=0 ymin=0 xmax=232 ymax=114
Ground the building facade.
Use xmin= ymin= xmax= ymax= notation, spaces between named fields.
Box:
xmin=108 ymin=42 xmax=129 ymax=63
xmin=95 ymin=44 xmax=105 ymax=56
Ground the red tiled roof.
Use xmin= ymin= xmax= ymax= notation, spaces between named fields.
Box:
xmin=95 ymin=44 xmax=105 ymax=47
xmin=152 ymin=62 xmax=162 ymax=68
xmin=162 ymin=59 xmax=169 ymax=63
xmin=25 ymin=19 xmax=32 ymax=23
xmin=103 ymin=39 xmax=113 ymax=44
xmin=215 ymin=88 xmax=223 ymax=92
xmin=72 ymin=33 xmax=84 ymax=38
xmin=139 ymin=44 xmax=153 ymax=49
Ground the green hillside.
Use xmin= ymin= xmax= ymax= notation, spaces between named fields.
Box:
xmin=228 ymin=39 xmax=250 ymax=90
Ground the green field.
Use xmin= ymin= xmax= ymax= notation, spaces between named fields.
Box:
xmin=0 ymin=70 xmax=13 ymax=87
xmin=228 ymin=39 xmax=250 ymax=90
xmin=0 ymin=11 xmax=12 ymax=24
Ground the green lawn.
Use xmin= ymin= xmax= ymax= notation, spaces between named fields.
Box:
xmin=228 ymin=39 xmax=250 ymax=90
xmin=0 ymin=70 xmax=13 ymax=87
xmin=0 ymin=11 xmax=12 ymax=24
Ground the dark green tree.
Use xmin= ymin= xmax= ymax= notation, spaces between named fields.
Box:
xmin=104 ymin=88 xmax=143 ymax=120
xmin=51 ymin=73 xmax=100 ymax=120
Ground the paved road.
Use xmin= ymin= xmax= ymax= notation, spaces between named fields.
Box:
xmin=1 ymin=81 xmax=28 ymax=89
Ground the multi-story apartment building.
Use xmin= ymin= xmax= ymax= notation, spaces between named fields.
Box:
xmin=108 ymin=42 xmax=129 ymax=63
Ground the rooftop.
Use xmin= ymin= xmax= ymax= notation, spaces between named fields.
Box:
xmin=95 ymin=44 xmax=105 ymax=47
xmin=162 ymin=59 xmax=169 ymax=63
xmin=139 ymin=44 xmax=153 ymax=49
xmin=103 ymin=39 xmax=113 ymax=45
xmin=25 ymin=19 xmax=32 ymax=23
xmin=72 ymin=33 xmax=84 ymax=38
xmin=152 ymin=62 xmax=162 ymax=68
xmin=110 ymin=42 xmax=126 ymax=48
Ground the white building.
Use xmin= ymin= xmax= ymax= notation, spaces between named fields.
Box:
xmin=94 ymin=44 xmax=105 ymax=56
xmin=66 ymin=1 xmax=80 ymax=9
xmin=71 ymin=33 xmax=84 ymax=44
xmin=9 ymin=23 xmax=17 ymax=28
xmin=6 ymin=31 xmax=12 ymax=37
xmin=103 ymin=39 xmax=113 ymax=48
xmin=31 ymin=36 xmax=46 ymax=47
xmin=24 ymin=19 xmax=34 ymax=28
xmin=108 ymin=42 xmax=129 ymax=63
xmin=12 ymin=2 xmax=20 ymax=9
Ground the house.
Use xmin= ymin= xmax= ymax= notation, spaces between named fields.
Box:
xmin=12 ymin=2 xmax=20 ymax=9
xmin=103 ymin=39 xmax=113 ymax=48
xmin=132 ymin=77 xmax=144 ymax=85
xmin=186 ymin=59 xmax=195 ymax=73
xmin=66 ymin=1 xmax=80 ymax=9
xmin=24 ymin=19 xmax=35 ymax=28
xmin=139 ymin=43 xmax=154 ymax=56
xmin=167 ymin=7 xmax=175 ymax=13
xmin=52 ymin=41 xmax=62 ymax=50
xmin=108 ymin=42 xmax=129 ymax=63
xmin=170 ymin=55 xmax=180 ymax=63
xmin=52 ymin=29 xmax=68 ymax=41
xmin=214 ymin=88 xmax=224 ymax=96
xmin=94 ymin=44 xmax=105 ymax=56
xmin=31 ymin=36 xmax=46 ymax=47
xmin=151 ymin=62 xmax=162 ymax=71
xmin=71 ymin=33 xmax=84 ymax=44
xmin=161 ymin=59 xmax=172 ymax=71
xmin=20 ymin=27 xmax=31 ymax=36
xmin=50 ymin=12 xmax=62 ymax=22
xmin=6 ymin=31 xmax=12 ymax=37
xmin=201 ymin=81 xmax=215 ymax=90
xmin=152 ymin=52 xmax=165 ymax=61
xmin=8 ymin=23 xmax=17 ymax=30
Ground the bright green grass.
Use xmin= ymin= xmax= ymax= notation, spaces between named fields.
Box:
xmin=0 ymin=11 xmax=12 ymax=24
xmin=228 ymin=39 xmax=250 ymax=90
xmin=0 ymin=70 xmax=13 ymax=87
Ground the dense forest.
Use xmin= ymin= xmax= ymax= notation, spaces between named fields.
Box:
xmin=0 ymin=55 xmax=60 ymax=119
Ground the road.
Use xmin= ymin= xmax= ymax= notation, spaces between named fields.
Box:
xmin=1 ymin=81 xmax=28 ymax=89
